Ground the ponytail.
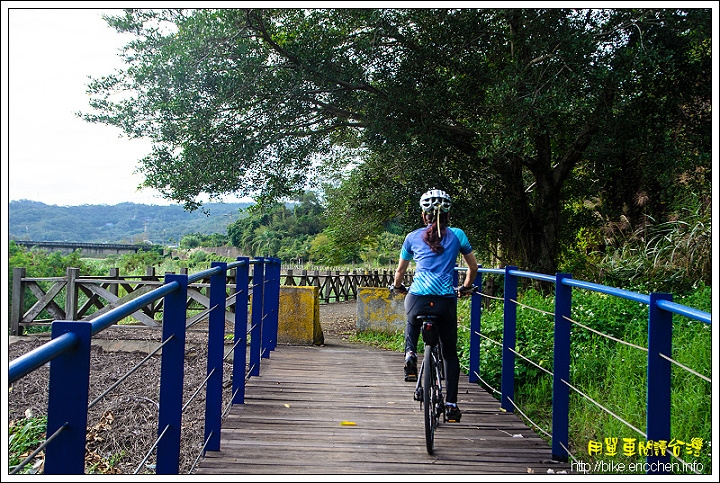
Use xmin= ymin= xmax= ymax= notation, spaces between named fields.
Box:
xmin=422 ymin=212 xmax=449 ymax=254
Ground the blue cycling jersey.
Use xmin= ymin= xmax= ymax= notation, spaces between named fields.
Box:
xmin=400 ymin=226 xmax=473 ymax=296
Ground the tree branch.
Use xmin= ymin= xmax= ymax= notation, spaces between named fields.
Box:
xmin=245 ymin=9 xmax=384 ymax=96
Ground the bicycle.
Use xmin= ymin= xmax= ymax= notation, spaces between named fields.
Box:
xmin=390 ymin=283 xmax=477 ymax=454
xmin=413 ymin=314 xmax=445 ymax=455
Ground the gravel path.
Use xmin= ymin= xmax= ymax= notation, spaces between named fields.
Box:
xmin=317 ymin=300 xmax=358 ymax=341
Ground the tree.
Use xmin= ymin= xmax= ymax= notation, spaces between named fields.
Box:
xmin=225 ymin=192 xmax=327 ymax=260
xmin=81 ymin=8 xmax=711 ymax=274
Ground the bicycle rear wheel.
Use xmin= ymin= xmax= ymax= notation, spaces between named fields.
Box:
xmin=423 ymin=344 xmax=437 ymax=454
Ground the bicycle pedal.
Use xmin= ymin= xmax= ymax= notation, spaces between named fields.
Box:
xmin=405 ymin=374 xmax=417 ymax=382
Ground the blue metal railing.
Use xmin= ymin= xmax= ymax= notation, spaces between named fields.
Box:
xmin=461 ymin=266 xmax=711 ymax=475
xmin=8 ymin=256 xmax=281 ymax=475
xmin=10 ymin=261 xmax=710 ymax=474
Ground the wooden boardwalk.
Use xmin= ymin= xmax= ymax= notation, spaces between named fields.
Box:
xmin=194 ymin=339 xmax=571 ymax=475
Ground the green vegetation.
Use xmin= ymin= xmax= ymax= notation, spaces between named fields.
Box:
xmin=8 ymin=416 xmax=47 ymax=474
xmin=591 ymin=192 xmax=712 ymax=293
xmin=81 ymin=8 xmax=710 ymax=277
xmin=349 ymin=328 xmax=403 ymax=352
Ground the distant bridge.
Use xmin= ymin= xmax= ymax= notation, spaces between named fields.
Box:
xmin=14 ymin=240 xmax=155 ymax=257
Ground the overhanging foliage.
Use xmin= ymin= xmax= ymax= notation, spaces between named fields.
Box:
xmin=80 ymin=8 xmax=712 ymax=274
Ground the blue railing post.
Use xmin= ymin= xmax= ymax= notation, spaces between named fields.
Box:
xmin=468 ymin=269 xmax=482 ymax=384
xmin=552 ymin=273 xmax=572 ymax=462
xmin=232 ymin=257 xmax=250 ymax=405
xmin=249 ymin=258 xmax=265 ymax=376
xmin=204 ymin=262 xmax=228 ymax=452
xmin=260 ymin=258 xmax=277 ymax=357
xmin=646 ymin=292 xmax=673 ymax=474
xmin=156 ymin=274 xmax=188 ymax=474
xmin=267 ymin=257 xmax=281 ymax=352
xmin=44 ymin=320 xmax=92 ymax=474
xmin=500 ymin=266 xmax=518 ymax=412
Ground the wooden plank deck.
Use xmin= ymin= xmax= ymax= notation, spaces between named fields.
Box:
xmin=194 ymin=339 xmax=571 ymax=475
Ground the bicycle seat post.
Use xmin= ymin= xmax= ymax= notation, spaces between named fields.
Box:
xmin=418 ymin=314 xmax=439 ymax=348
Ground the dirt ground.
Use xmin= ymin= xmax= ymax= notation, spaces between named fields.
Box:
xmin=7 ymin=301 xmax=359 ymax=475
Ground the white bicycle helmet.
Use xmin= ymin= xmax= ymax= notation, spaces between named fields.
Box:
xmin=419 ymin=189 xmax=452 ymax=214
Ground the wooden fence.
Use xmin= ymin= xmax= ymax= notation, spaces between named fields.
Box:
xmin=9 ymin=265 xmax=414 ymax=336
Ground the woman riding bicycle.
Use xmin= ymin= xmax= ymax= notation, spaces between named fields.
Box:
xmin=391 ymin=188 xmax=478 ymax=423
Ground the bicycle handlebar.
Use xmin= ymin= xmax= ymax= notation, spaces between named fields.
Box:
xmin=455 ymin=284 xmax=479 ymax=298
xmin=389 ymin=283 xmax=478 ymax=298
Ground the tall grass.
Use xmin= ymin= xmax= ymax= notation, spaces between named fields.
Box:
xmin=595 ymin=194 xmax=711 ymax=294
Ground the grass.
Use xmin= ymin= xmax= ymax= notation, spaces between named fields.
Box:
xmin=8 ymin=416 xmax=47 ymax=474
xmin=349 ymin=328 xmax=404 ymax=351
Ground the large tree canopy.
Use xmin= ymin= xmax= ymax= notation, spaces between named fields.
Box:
xmin=81 ymin=8 xmax=712 ymax=274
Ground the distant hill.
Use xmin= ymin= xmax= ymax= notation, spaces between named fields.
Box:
xmin=8 ymin=200 xmax=252 ymax=245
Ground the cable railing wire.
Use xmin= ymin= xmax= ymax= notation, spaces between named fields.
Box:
xmin=219 ymin=376 xmax=235 ymax=417
xmin=186 ymin=309 xmax=213 ymax=329
xmin=188 ymin=432 xmax=214 ymax=474
xmin=659 ymin=352 xmax=711 ymax=383
xmin=186 ymin=303 xmax=221 ymax=330
xmin=133 ymin=424 xmax=170 ymax=475
xmin=88 ymin=336 xmax=172 ymax=409
xmin=472 ymin=332 xmax=503 ymax=394
xmin=478 ymin=331 xmax=502 ymax=348
xmin=245 ymin=363 xmax=258 ymax=380
xmin=222 ymin=387 xmax=242 ymax=419
xmin=475 ymin=372 xmax=501 ymax=395
xmin=563 ymin=314 xmax=648 ymax=352
xmin=223 ymin=338 xmax=245 ymax=363
xmin=560 ymin=378 xmax=646 ymax=438
xmin=182 ymin=369 xmax=215 ymax=413
xmin=505 ymin=396 xmax=553 ymax=440
xmin=508 ymin=346 xmax=553 ymax=377
xmin=510 ymin=298 xmax=555 ymax=317
xmin=558 ymin=441 xmax=581 ymax=467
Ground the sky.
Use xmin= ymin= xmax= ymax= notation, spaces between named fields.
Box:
xmin=2 ymin=4 xmax=254 ymax=208
xmin=1 ymin=4 xmax=261 ymax=300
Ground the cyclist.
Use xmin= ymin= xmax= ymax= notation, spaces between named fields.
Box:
xmin=390 ymin=188 xmax=478 ymax=423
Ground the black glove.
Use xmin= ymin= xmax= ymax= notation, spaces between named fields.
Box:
xmin=389 ymin=283 xmax=408 ymax=294
xmin=456 ymin=285 xmax=477 ymax=297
